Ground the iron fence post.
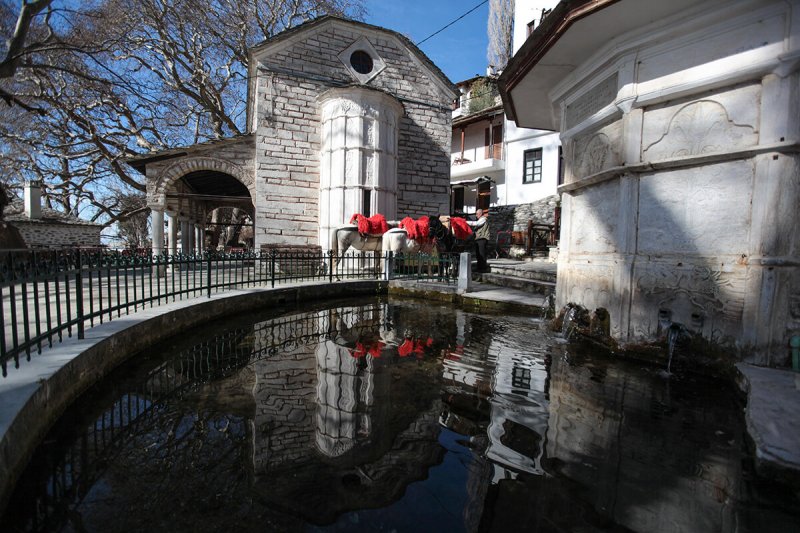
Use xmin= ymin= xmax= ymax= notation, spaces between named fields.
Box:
xmin=76 ymin=251 xmax=85 ymax=340
xmin=329 ymin=250 xmax=333 ymax=284
xmin=271 ymin=251 xmax=276 ymax=288
xmin=206 ymin=253 xmax=212 ymax=298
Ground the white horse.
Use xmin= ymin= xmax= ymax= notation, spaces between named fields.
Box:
xmin=329 ymin=225 xmax=386 ymax=276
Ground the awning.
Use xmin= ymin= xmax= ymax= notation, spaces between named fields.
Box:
xmin=450 ymin=176 xmax=494 ymax=188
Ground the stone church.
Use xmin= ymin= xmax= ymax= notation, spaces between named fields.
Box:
xmin=127 ymin=16 xmax=458 ymax=253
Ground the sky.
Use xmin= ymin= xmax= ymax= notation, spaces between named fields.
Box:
xmin=363 ymin=0 xmax=491 ymax=83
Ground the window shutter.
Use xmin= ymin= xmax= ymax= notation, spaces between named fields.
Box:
xmin=492 ymin=124 xmax=503 ymax=159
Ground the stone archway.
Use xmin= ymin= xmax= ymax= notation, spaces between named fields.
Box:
xmin=146 ymin=155 xmax=255 ymax=256
xmin=148 ymin=156 xmax=254 ymax=207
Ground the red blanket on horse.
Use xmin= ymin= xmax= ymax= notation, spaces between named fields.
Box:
xmin=349 ymin=213 xmax=389 ymax=235
xmin=399 ymin=216 xmax=430 ymax=241
xmin=449 ymin=217 xmax=473 ymax=240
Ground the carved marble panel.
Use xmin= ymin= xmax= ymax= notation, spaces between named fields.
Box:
xmin=567 ymin=179 xmax=619 ymax=254
xmin=565 ymin=73 xmax=618 ymax=130
xmin=630 ymin=261 xmax=747 ymax=342
xmin=642 ymin=85 xmax=760 ymax=162
xmin=637 ymin=161 xmax=753 ymax=255
xmin=571 ymin=120 xmax=622 ymax=178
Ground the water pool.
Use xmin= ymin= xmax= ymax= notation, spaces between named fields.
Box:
xmin=3 ymin=297 xmax=797 ymax=532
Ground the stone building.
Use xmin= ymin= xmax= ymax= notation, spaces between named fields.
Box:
xmin=499 ymin=0 xmax=800 ymax=363
xmin=2 ymin=182 xmax=102 ymax=249
xmin=127 ymin=16 xmax=458 ymax=253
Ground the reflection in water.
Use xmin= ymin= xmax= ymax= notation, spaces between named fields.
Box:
xmin=3 ymin=299 xmax=798 ymax=532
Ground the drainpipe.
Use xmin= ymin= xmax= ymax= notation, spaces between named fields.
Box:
xmin=791 ymin=335 xmax=800 ymax=371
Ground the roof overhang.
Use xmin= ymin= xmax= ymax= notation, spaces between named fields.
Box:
xmin=498 ymin=0 xmax=702 ymax=131
xmin=124 ymin=135 xmax=254 ymax=173
xmin=450 ymin=176 xmax=494 ymax=188
xmin=452 ymin=104 xmax=504 ymax=129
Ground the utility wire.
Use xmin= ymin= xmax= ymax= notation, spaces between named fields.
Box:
xmin=416 ymin=0 xmax=489 ymax=46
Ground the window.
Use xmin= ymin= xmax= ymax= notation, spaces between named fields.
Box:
xmin=452 ymin=187 xmax=464 ymax=214
xmin=349 ymin=50 xmax=373 ymax=74
xmin=362 ymin=189 xmax=371 ymax=217
xmin=523 ymin=148 xmax=542 ymax=184
xmin=484 ymin=123 xmax=502 ymax=159
xmin=557 ymin=145 xmax=564 ymax=186
xmin=477 ymin=181 xmax=491 ymax=210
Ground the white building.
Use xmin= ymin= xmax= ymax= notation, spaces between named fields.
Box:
xmin=449 ymin=1 xmax=561 ymax=216
xmin=500 ymin=0 xmax=800 ymax=364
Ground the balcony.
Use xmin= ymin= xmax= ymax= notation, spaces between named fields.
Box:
xmin=450 ymin=157 xmax=504 ymax=179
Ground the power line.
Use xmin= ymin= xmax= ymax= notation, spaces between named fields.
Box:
xmin=416 ymin=0 xmax=489 ymax=46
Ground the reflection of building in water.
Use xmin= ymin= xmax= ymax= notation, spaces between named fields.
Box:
xmin=441 ymin=312 xmax=550 ymax=477
xmin=248 ymin=303 xmax=445 ymax=525
xmin=316 ymin=342 xmax=373 ymax=457
xmin=439 ymin=311 xmax=552 ymax=527
xmin=545 ymin=354 xmax=744 ymax=531
xmin=485 ymin=341 xmax=549 ymax=476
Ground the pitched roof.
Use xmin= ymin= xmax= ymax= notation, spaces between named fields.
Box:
xmin=4 ymin=200 xmax=101 ymax=227
xmin=250 ymin=15 xmax=458 ymax=96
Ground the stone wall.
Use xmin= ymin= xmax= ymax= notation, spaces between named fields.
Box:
xmin=253 ymin=19 xmax=454 ymax=247
xmin=13 ymin=223 xmax=102 ymax=248
xmin=490 ymin=194 xmax=560 ymax=252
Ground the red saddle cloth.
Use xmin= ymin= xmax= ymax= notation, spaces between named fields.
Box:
xmin=349 ymin=213 xmax=389 ymax=235
xmin=351 ymin=341 xmax=385 ymax=359
xmin=399 ymin=216 xmax=430 ymax=241
xmin=449 ymin=217 xmax=473 ymax=240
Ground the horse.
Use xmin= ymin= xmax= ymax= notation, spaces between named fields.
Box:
xmin=380 ymin=215 xmax=467 ymax=277
xmin=428 ymin=216 xmax=474 ymax=254
xmin=329 ymin=214 xmax=399 ymax=276
xmin=329 ymin=225 xmax=383 ymax=276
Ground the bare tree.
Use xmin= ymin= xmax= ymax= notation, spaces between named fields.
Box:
xmin=0 ymin=0 xmax=366 ymax=233
xmin=487 ymin=0 xmax=514 ymax=73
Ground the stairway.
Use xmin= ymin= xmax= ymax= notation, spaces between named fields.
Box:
xmin=474 ymin=259 xmax=556 ymax=297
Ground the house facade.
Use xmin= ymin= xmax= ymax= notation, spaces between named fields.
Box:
xmin=128 ymin=16 xmax=458 ymax=253
xmin=500 ymin=0 xmax=800 ymax=363
xmin=449 ymin=1 xmax=562 ymax=253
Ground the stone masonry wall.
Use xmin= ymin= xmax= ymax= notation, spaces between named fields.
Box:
xmin=13 ymin=223 xmax=102 ymax=248
xmin=488 ymin=194 xmax=560 ymax=251
xmin=254 ymin=21 xmax=454 ymax=247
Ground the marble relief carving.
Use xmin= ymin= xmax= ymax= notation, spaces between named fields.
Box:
xmin=571 ymin=121 xmax=622 ymax=178
xmin=643 ymin=100 xmax=757 ymax=161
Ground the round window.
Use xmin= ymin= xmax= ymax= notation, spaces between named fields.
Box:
xmin=349 ymin=50 xmax=374 ymax=75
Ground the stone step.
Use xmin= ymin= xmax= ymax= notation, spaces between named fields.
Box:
xmin=475 ymin=272 xmax=556 ymax=295
xmin=486 ymin=265 xmax=557 ymax=284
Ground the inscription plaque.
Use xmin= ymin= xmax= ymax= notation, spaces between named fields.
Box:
xmin=565 ymin=73 xmax=618 ymax=130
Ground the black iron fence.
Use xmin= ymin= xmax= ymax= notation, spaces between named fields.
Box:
xmin=0 ymin=248 xmax=459 ymax=377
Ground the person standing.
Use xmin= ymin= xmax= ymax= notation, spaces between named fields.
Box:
xmin=468 ymin=209 xmax=490 ymax=272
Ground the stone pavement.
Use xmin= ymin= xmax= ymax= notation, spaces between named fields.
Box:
xmin=736 ymin=364 xmax=800 ymax=485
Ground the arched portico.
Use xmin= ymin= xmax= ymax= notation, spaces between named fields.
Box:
xmin=128 ymin=138 xmax=256 ymax=256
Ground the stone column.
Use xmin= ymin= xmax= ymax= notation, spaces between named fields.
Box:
xmin=180 ymin=219 xmax=191 ymax=254
xmin=151 ymin=208 xmax=164 ymax=255
xmin=167 ymin=212 xmax=178 ymax=257
xmin=195 ymin=224 xmax=203 ymax=253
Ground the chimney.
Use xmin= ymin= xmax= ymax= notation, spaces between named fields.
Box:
xmin=24 ymin=180 xmax=42 ymax=219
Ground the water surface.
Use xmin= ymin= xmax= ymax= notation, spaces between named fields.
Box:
xmin=3 ymin=297 xmax=797 ymax=532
